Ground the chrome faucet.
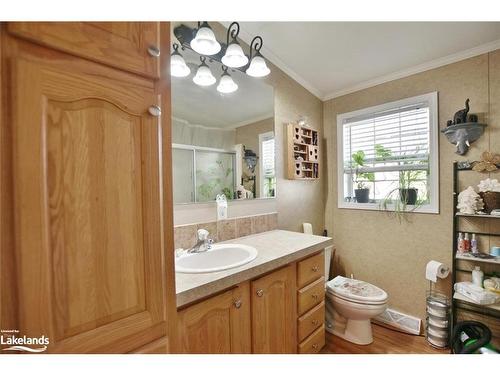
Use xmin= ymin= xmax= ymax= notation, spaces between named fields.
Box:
xmin=187 ymin=229 xmax=214 ymax=253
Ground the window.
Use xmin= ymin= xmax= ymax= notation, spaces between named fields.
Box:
xmin=337 ymin=92 xmax=439 ymax=213
xmin=259 ymin=131 xmax=276 ymax=198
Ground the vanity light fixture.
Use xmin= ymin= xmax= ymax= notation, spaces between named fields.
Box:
xmin=221 ymin=22 xmax=249 ymax=68
xmin=216 ymin=66 xmax=238 ymax=94
xmin=190 ymin=21 xmax=221 ymax=56
xmin=246 ymin=36 xmax=270 ymax=78
xmin=193 ymin=56 xmax=216 ymax=86
xmin=170 ymin=43 xmax=191 ymax=77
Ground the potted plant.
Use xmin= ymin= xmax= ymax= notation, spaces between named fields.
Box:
xmin=380 ymin=160 xmax=428 ymax=221
xmin=351 ymin=150 xmax=374 ymax=203
xmin=398 ymin=169 xmax=420 ymax=205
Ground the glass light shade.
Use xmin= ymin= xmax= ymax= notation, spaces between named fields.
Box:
xmin=190 ymin=24 xmax=221 ymax=55
xmin=170 ymin=53 xmax=191 ymax=77
xmin=217 ymin=73 xmax=238 ymax=94
xmin=246 ymin=55 xmax=270 ymax=77
xmin=193 ymin=64 xmax=216 ymax=86
xmin=221 ymin=42 xmax=249 ymax=68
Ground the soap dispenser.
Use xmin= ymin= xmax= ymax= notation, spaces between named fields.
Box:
xmin=216 ymin=194 xmax=228 ymax=221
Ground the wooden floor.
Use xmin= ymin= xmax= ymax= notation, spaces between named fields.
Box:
xmin=321 ymin=323 xmax=449 ymax=354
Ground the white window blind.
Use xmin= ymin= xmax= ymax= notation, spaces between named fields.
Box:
xmin=337 ymin=91 xmax=439 ymax=213
xmin=261 ymin=137 xmax=275 ymax=177
xmin=343 ymin=102 xmax=430 ymax=175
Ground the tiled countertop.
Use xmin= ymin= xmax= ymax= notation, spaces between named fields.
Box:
xmin=175 ymin=229 xmax=333 ymax=308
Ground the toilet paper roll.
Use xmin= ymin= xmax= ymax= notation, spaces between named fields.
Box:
xmin=425 ymin=260 xmax=450 ymax=282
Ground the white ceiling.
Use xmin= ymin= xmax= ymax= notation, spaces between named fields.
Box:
xmin=171 ymin=47 xmax=274 ymax=128
xmin=236 ymin=22 xmax=500 ymax=100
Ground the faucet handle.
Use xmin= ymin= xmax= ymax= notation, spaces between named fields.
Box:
xmin=197 ymin=228 xmax=209 ymax=241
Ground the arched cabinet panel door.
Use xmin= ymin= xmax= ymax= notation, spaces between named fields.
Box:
xmin=10 ymin=49 xmax=165 ymax=353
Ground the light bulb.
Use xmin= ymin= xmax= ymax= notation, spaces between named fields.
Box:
xmin=193 ymin=63 xmax=216 ymax=86
xmin=170 ymin=53 xmax=191 ymax=77
xmin=217 ymin=72 xmax=238 ymax=94
xmin=190 ymin=22 xmax=221 ymax=56
xmin=246 ymin=54 xmax=270 ymax=77
xmin=221 ymin=42 xmax=249 ymax=68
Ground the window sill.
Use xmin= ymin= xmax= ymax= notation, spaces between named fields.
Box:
xmin=337 ymin=202 xmax=439 ymax=214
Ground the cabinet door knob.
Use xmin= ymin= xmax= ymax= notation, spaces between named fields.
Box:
xmin=311 ymin=319 xmax=319 ymax=326
xmin=148 ymin=105 xmax=162 ymax=117
xmin=233 ymin=299 xmax=242 ymax=309
xmin=312 ymin=343 xmax=318 ymax=350
xmin=256 ymin=289 xmax=264 ymax=297
xmin=147 ymin=46 xmax=161 ymax=57
xmin=312 ymin=294 xmax=319 ymax=300
xmin=312 ymin=266 xmax=319 ymax=272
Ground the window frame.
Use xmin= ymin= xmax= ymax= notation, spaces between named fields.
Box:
xmin=258 ymin=131 xmax=276 ymax=198
xmin=336 ymin=92 xmax=439 ymax=214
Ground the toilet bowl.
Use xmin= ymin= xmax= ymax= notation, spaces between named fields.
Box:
xmin=325 ymin=276 xmax=388 ymax=345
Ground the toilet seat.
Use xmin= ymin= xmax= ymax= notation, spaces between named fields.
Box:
xmin=326 ymin=276 xmax=388 ymax=305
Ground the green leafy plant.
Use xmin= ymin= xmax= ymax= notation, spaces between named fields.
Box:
xmin=196 ymin=158 xmax=234 ymax=202
xmin=351 ymin=150 xmax=375 ymax=189
xmin=379 ymin=150 xmax=429 ymax=222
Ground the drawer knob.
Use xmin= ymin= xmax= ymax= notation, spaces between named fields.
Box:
xmin=148 ymin=105 xmax=162 ymax=117
xmin=233 ymin=299 xmax=242 ymax=309
xmin=256 ymin=289 xmax=264 ymax=297
xmin=147 ymin=46 xmax=161 ymax=57
xmin=312 ymin=266 xmax=319 ymax=272
xmin=311 ymin=319 xmax=319 ymax=326
xmin=312 ymin=294 xmax=319 ymax=300
xmin=312 ymin=343 xmax=319 ymax=350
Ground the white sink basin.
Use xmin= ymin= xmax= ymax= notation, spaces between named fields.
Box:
xmin=175 ymin=244 xmax=258 ymax=274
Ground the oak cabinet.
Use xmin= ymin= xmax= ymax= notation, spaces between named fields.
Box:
xmin=251 ymin=265 xmax=297 ymax=353
xmin=177 ymin=282 xmax=251 ymax=354
xmin=7 ymin=22 xmax=160 ymax=78
xmin=1 ymin=23 xmax=175 ymax=353
xmin=296 ymin=252 xmax=325 ymax=353
xmin=176 ymin=253 xmax=325 ymax=354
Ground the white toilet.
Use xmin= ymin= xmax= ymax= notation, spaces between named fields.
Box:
xmin=325 ymin=276 xmax=388 ymax=345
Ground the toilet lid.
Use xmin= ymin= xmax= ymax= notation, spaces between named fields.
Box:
xmin=326 ymin=276 xmax=388 ymax=304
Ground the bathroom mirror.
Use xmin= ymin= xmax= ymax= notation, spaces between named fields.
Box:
xmin=171 ymin=47 xmax=275 ymax=204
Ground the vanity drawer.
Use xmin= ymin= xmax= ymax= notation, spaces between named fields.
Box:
xmin=298 ymin=324 xmax=325 ymax=354
xmin=298 ymin=300 xmax=325 ymax=342
xmin=297 ymin=252 xmax=324 ymax=288
xmin=297 ymin=276 xmax=325 ymax=315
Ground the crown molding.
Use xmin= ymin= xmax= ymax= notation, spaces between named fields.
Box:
xmin=322 ymin=38 xmax=500 ymax=101
xmin=219 ymin=23 xmax=500 ymax=102
xmin=173 ymin=113 xmax=273 ymax=130
xmin=220 ymin=22 xmax=323 ymax=99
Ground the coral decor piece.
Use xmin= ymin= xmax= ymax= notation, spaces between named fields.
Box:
xmin=457 ymin=186 xmax=484 ymax=215
xmin=477 ymin=178 xmax=500 ymax=193
xmin=472 ymin=151 xmax=500 ymax=173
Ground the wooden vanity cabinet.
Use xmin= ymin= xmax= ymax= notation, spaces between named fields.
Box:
xmin=0 ymin=22 xmax=176 ymax=353
xmin=177 ymin=282 xmax=251 ymax=354
xmin=251 ymin=264 xmax=297 ymax=353
xmin=175 ymin=252 xmax=326 ymax=354
xmin=7 ymin=22 xmax=160 ymax=78
xmin=296 ymin=252 xmax=325 ymax=353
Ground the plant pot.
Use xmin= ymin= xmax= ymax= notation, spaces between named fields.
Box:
xmin=479 ymin=191 xmax=500 ymax=214
xmin=354 ymin=188 xmax=370 ymax=203
xmin=399 ymin=188 xmax=418 ymax=205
